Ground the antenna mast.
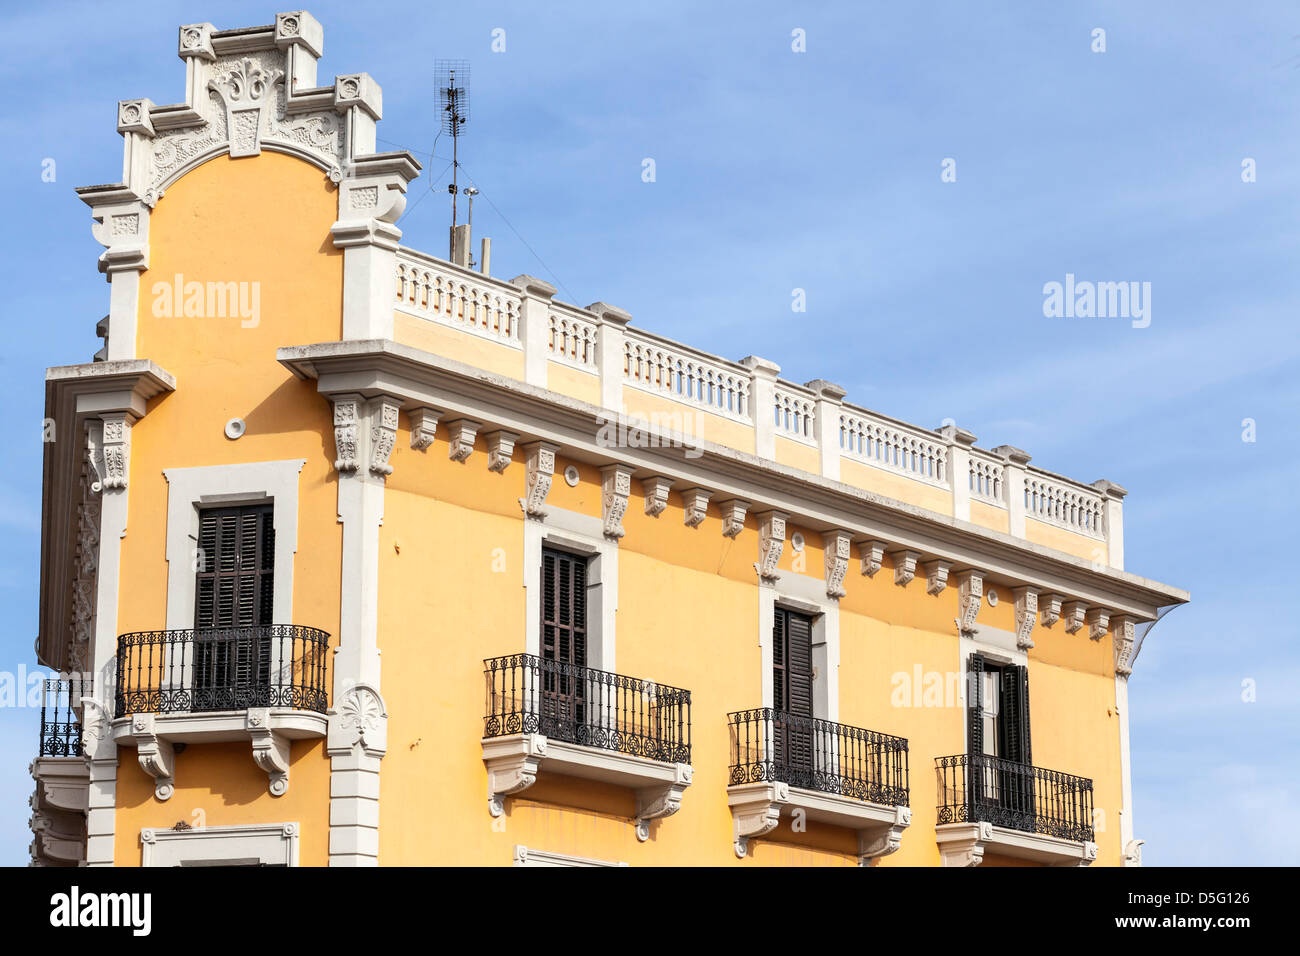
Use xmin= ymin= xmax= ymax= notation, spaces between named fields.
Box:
xmin=436 ymin=60 xmax=471 ymax=257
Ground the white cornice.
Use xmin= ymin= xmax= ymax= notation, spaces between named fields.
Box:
xmin=275 ymin=339 xmax=1188 ymax=620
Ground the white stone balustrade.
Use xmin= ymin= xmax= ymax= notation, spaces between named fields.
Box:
xmin=390 ymin=246 xmax=1124 ymax=566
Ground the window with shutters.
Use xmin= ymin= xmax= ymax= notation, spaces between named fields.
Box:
xmin=967 ymin=653 xmax=1033 ymax=804
xmin=772 ymin=607 xmax=815 ymax=778
xmin=193 ymin=504 xmax=275 ymax=704
xmin=539 ymin=547 xmax=588 ymax=732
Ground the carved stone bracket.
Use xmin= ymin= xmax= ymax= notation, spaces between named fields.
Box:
xmin=957 ymin=570 xmax=983 ymax=635
xmin=682 ymin=488 xmax=712 ymax=528
xmin=446 ymin=419 xmax=479 ymax=463
xmin=642 ymin=476 xmax=671 ymax=517
xmin=128 ymin=713 xmax=174 ymax=801
xmin=633 ymin=764 xmax=693 ymax=842
xmin=368 ymin=397 xmax=400 ymax=476
xmin=720 ymin=499 xmax=750 ymax=539
xmin=1087 ymin=607 xmax=1111 ymax=642
xmin=1123 ymin=838 xmax=1144 ymax=866
xmin=859 ymin=540 xmax=886 ymax=578
xmin=754 ymin=511 xmax=787 ymax=583
xmin=600 ymin=464 xmax=634 ymax=539
xmin=519 ymin=442 xmax=558 ymax=518
xmin=1013 ymin=586 xmax=1039 ymax=650
xmin=924 ymin=560 xmax=951 ymax=596
xmin=483 ymin=734 xmax=548 ymax=817
xmin=247 ymin=708 xmax=290 ymax=796
xmin=730 ymin=781 xmax=788 ymax=857
xmin=1039 ymin=593 xmax=1063 ymax=629
xmin=891 ymin=550 xmax=919 ymax=587
xmin=823 ymin=530 xmax=851 ymax=598
xmin=408 ymin=407 xmax=440 ymax=451
xmin=1062 ymin=601 xmax=1088 ymax=635
xmin=332 ymin=396 xmax=361 ymax=472
xmin=486 ymin=430 xmax=518 ymax=472
xmin=937 ymin=821 xmax=993 ymax=867
xmin=1112 ymin=616 xmax=1136 ymax=677
xmin=858 ymin=806 xmax=912 ymax=866
xmin=87 ymin=413 xmax=132 ymax=491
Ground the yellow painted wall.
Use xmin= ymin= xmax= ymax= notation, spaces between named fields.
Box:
xmin=546 ymin=361 xmax=601 ymax=405
xmin=620 ymin=387 xmax=756 ymax=455
xmin=969 ymin=500 xmax=1010 ymax=534
xmin=394 ymin=311 xmax=524 ymax=379
xmin=1025 ymin=516 xmax=1106 ymax=563
xmin=112 ymin=152 xmax=341 ymax=865
xmin=840 ymin=458 xmax=955 ymax=516
xmin=371 ymin=434 xmax=1125 ymax=865
xmin=774 ymin=435 xmax=820 ymax=473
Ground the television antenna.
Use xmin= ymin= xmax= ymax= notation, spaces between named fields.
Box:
xmin=435 ymin=59 xmax=471 ymax=233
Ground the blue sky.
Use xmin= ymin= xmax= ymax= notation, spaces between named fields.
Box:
xmin=2 ymin=0 xmax=1296 ymax=865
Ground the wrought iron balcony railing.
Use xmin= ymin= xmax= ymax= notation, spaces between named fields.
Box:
xmin=39 ymin=677 xmax=85 ymax=757
xmin=936 ymin=753 xmax=1095 ymax=843
xmin=728 ymin=708 xmax=910 ymax=807
xmin=483 ymin=653 xmax=692 ymax=765
xmin=115 ymin=625 xmax=331 ymax=719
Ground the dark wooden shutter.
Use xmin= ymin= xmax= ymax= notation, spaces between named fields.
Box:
xmin=772 ymin=608 xmax=813 ymax=718
xmin=540 ymin=548 xmax=588 ymax=735
xmin=999 ymin=663 xmax=1032 ymax=765
xmin=967 ymin=653 xmax=985 ymax=756
xmin=193 ymin=505 xmax=274 ymax=706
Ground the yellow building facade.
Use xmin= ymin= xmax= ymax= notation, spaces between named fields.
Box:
xmin=30 ymin=12 xmax=1187 ymax=868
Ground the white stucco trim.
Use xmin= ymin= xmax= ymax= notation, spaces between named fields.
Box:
xmin=162 ymin=460 xmax=307 ymax=631
xmin=759 ymin=570 xmax=841 ymax=723
xmin=513 ymin=844 xmax=627 ymax=867
xmin=1116 ymin=674 xmax=1139 ymax=864
xmin=140 ymin=822 xmax=299 ymax=867
xmin=522 ymin=505 xmax=618 ymax=672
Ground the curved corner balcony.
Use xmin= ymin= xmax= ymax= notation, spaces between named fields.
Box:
xmin=110 ymin=625 xmax=332 ymax=800
xmin=726 ymin=708 xmax=912 ymax=864
xmin=935 ymin=753 xmax=1097 ymax=866
xmin=481 ymin=653 xmax=693 ymax=841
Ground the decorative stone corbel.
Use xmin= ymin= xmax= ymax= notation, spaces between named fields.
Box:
xmin=957 ymin=570 xmax=983 ymax=635
xmin=1123 ymin=838 xmax=1144 ymax=867
xmin=1013 ymin=586 xmax=1039 ymax=650
xmin=731 ymin=781 xmax=788 ymax=857
xmin=1087 ymin=607 xmax=1111 ymax=642
xmin=600 ymin=464 xmax=634 ymax=539
xmin=1062 ymin=600 xmax=1088 ymax=634
xmin=642 ymin=477 xmax=671 ymax=517
xmin=924 ymin=560 xmax=951 ymax=596
xmin=720 ymin=499 xmax=750 ymax=538
xmin=859 ymin=540 xmax=886 ymax=577
xmin=332 ymin=396 xmax=362 ymax=472
xmin=519 ymin=442 xmax=558 ymax=518
xmin=247 ymin=708 xmax=290 ymax=796
xmin=754 ymin=511 xmax=787 ymax=583
xmin=96 ymin=413 xmax=132 ymax=491
xmin=483 ymin=734 xmax=548 ymax=817
xmin=858 ymin=806 xmax=912 ymax=866
xmin=129 ymin=714 xmax=175 ymax=801
xmin=368 ymin=397 xmax=400 ymax=476
xmin=446 ymin=419 xmax=479 ymax=463
xmin=1039 ymin=593 xmax=1063 ymax=629
xmin=938 ymin=821 xmax=994 ymax=867
xmin=824 ymin=530 xmax=851 ymax=598
xmin=1112 ymin=616 xmax=1136 ymax=677
xmin=682 ymin=488 xmax=712 ymax=528
xmin=891 ymin=550 xmax=919 ymax=587
xmin=487 ymin=430 xmax=518 ymax=472
xmin=634 ymin=764 xmax=693 ymax=841
xmin=408 ymin=407 xmax=440 ymax=451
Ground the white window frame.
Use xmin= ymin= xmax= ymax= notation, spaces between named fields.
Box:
xmin=141 ymin=822 xmax=299 ymax=866
xmin=522 ymin=505 xmax=617 ymax=672
xmin=758 ymin=574 xmax=839 ymax=723
xmin=162 ymin=460 xmax=306 ymax=631
xmin=513 ymin=844 xmax=626 ymax=867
